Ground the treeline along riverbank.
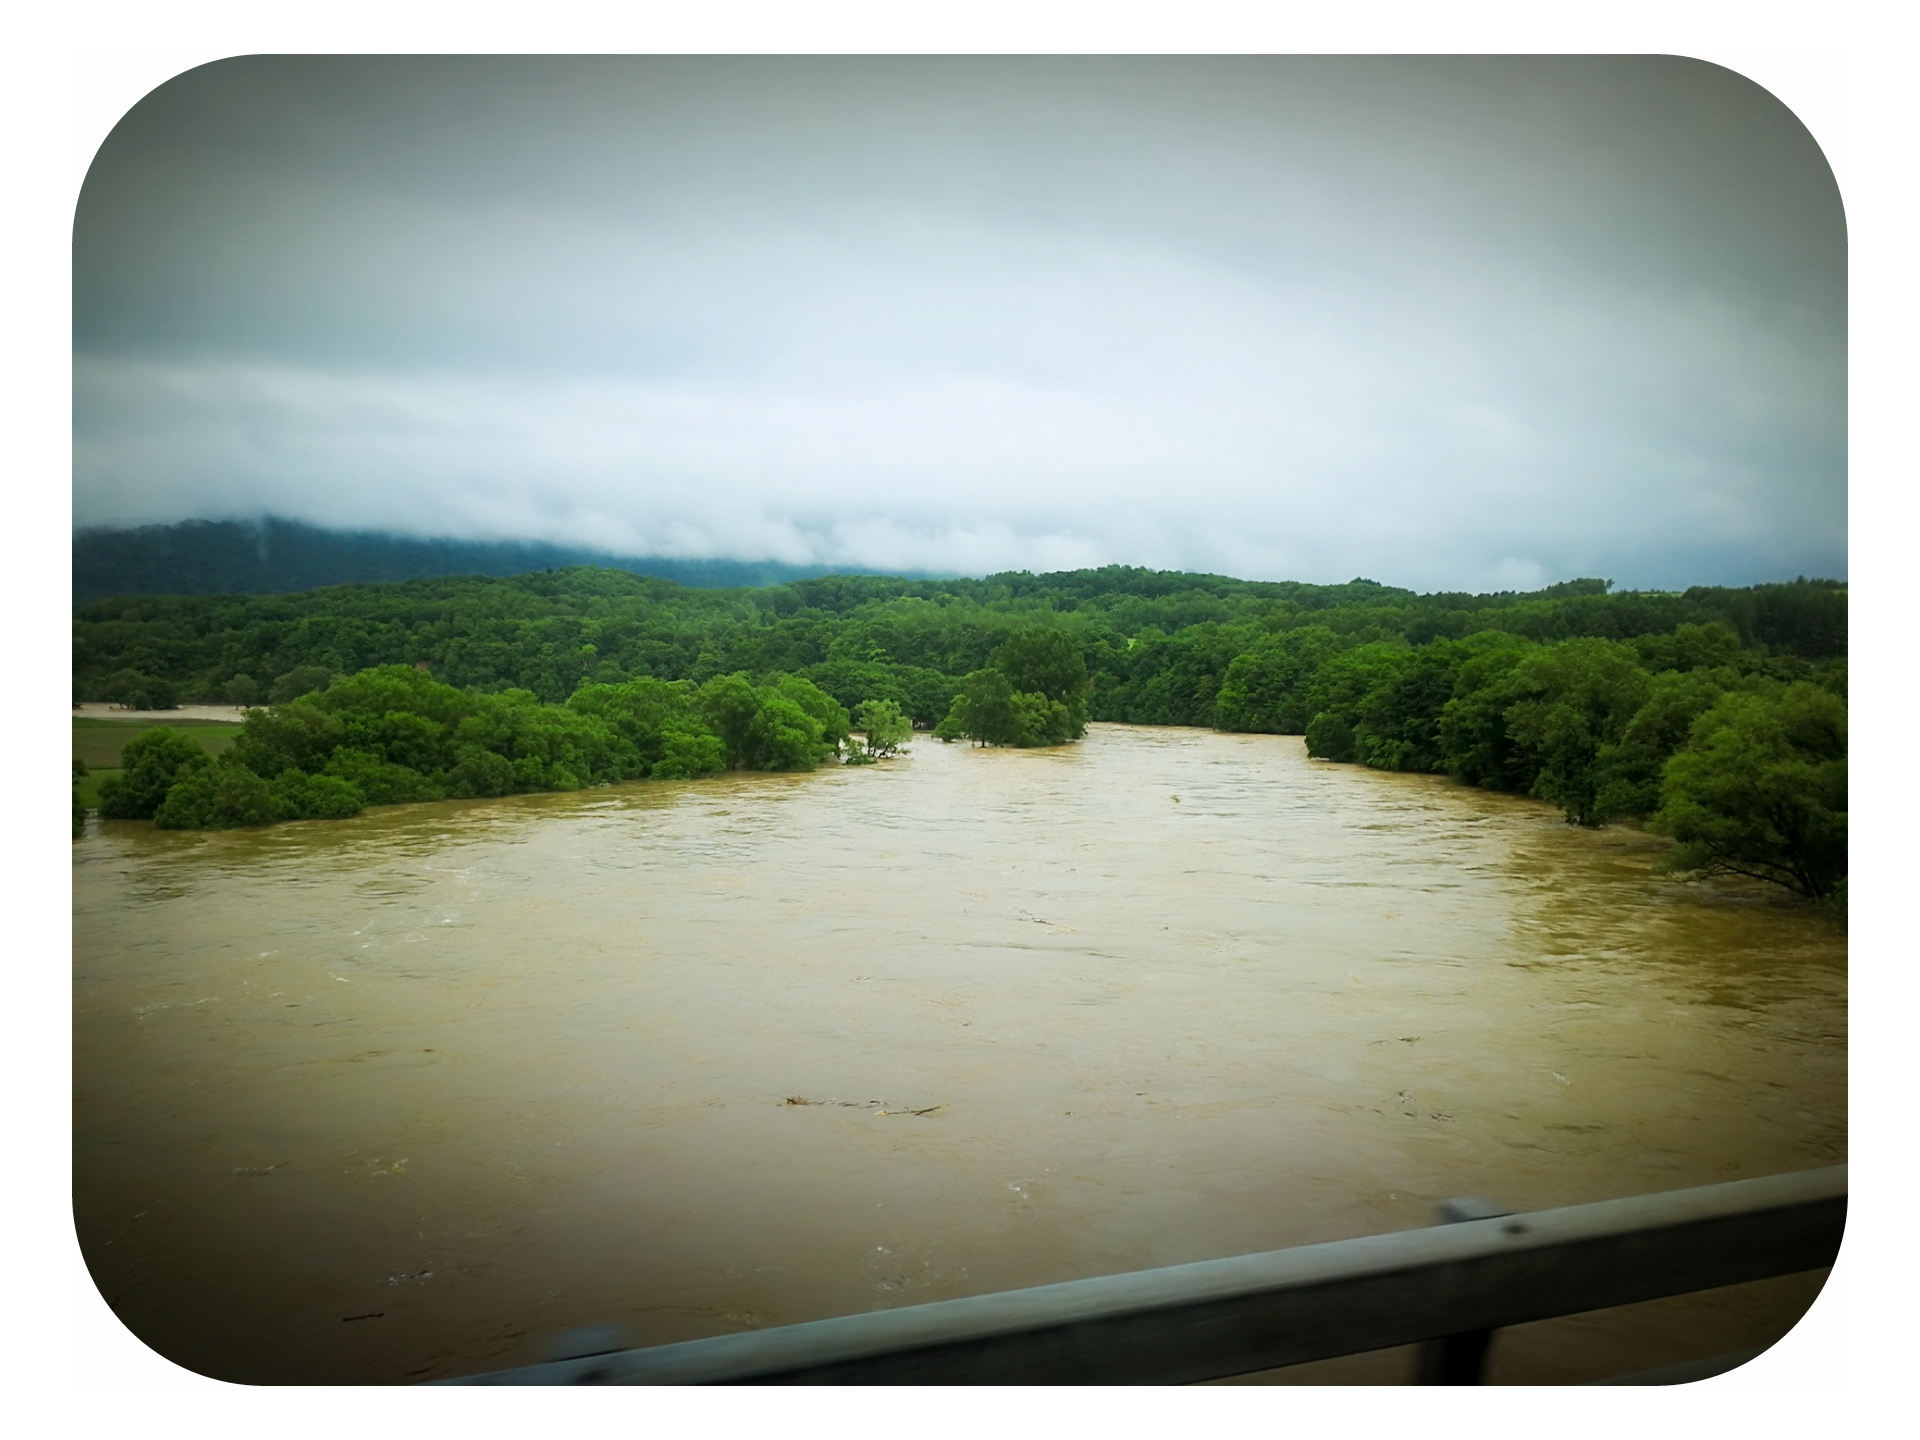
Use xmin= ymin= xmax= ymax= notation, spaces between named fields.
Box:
xmin=74 ymin=566 xmax=1844 ymax=902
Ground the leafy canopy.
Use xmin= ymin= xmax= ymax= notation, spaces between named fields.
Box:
xmin=1653 ymin=684 xmax=1846 ymax=900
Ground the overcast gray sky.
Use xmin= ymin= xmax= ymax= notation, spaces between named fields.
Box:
xmin=72 ymin=56 xmax=1844 ymax=591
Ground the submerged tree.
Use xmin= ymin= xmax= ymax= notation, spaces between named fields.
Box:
xmin=1499 ymin=638 xmax=1652 ymax=826
xmin=1652 ymin=683 xmax=1846 ymax=900
xmin=97 ymin=728 xmax=211 ymax=819
xmin=774 ymin=675 xmax=853 ymax=755
xmin=941 ymin=669 xmax=1015 ymax=746
xmin=935 ymin=628 xmax=1090 ymax=748
xmin=102 ymin=668 xmax=176 ymax=710
xmin=993 ymin=628 xmax=1090 ymax=740
xmin=694 ymin=673 xmax=836 ymax=771
xmin=1589 ymin=666 xmax=1744 ymax=823
xmin=855 ymin=698 xmax=912 ymax=758
xmin=155 ymin=757 xmax=282 ymax=829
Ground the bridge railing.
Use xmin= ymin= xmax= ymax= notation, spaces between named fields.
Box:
xmin=439 ymin=1164 xmax=1844 ymax=1385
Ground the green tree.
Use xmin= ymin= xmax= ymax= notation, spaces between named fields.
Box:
xmin=945 ymin=668 xmax=1016 ymax=746
xmin=1302 ymin=643 xmax=1409 ymax=761
xmin=855 ymin=698 xmax=912 ymax=758
xmin=97 ymin=728 xmax=211 ymax=819
xmin=743 ymin=693 xmax=829 ymax=771
xmin=1652 ymin=684 xmax=1846 ymax=900
xmin=689 ymin=672 xmax=833 ymax=771
xmin=450 ymin=689 xmax=624 ymax=792
xmin=69 ymin=558 xmax=1844 ymax=711
xmin=268 ymin=665 xmax=336 ymax=704
xmin=774 ymin=675 xmax=853 ymax=753
xmin=938 ymin=652 xmax=1086 ymax=749
xmin=269 ymin=770 xmax=366 ymax=821
xmin=1214 ymin=626 xmax=1340 ymax=734
xmin=694 ymin=674 xmax=764 ymax=767
xmin=322 ymin=747 xmax=445 ymax=806
xmin=155 ymin=755 xmax=280 ymax=829
xmin=1009 ymin=690 xmax=1075 ymax=746
xmin=64 ymin=564 xmax=1846 ymax=838
xmin=1304 ymin=712 xmax=1358 ymax=763
xmin=649 ymin=726 xmax=727 ymax=779
xmin=103 ymin=668 xmax=174 ymax=710
xmin=1092 ymin=624 xmax=1245 ymax=728
xmin=570 ymin=677 xmax=721 ymax=778
xmin=310 ymin=664 xmax=477 ymax=729
xmin=1590 ymin=666 xmax=1741 ymax=821
xmin=1354 ymin=638 xmax=1485 ymax=772
xmin=229 ymin=701 xmax=347 ymax=779
xmin=802 ymin=660 xmax=960 ymax=730
xmin=1629 ymin=622 xmax=1744 ymax=676
xmin=73 ymin=758 xmax=88 ymax=838
xmin=1499 ymin=638 xmax=1652 ymax=825
xmin=222 ymin=673 xmax=260 ymax=706
xmin=1437 ymin=637 xmax=1537 ymax=789
xmin=993 ymin=627 xmax=1091 ymax=727
xmin=448 ymin=744 xmax=518 ymax=797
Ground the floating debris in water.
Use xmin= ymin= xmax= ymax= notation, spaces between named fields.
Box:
xmin=783 ymin=1096 xmax=941 ymax=1115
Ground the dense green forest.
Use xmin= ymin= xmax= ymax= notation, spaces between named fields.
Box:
xmin=74 ymin=564 xmax=1845 ymax=901
xmin=93 ymin=666 xmax=846 ymax=833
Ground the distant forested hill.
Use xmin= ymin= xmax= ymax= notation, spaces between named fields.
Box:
xmin=72 ymin=518 xmax=908 ymax=608
xmin=74 ymin=561 xmax=1844 ymax=721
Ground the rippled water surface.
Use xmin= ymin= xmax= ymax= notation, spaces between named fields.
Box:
xmin=73 ymin=725 xmax=1845 ymax=1383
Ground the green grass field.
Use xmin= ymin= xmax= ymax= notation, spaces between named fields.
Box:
xmin=74 ymin=720 xmax=240 ymax=808
xmin=73 ymin=718 xmax=239 ymax=770
xmin=75 ymin=767 xmax=121 ymax=808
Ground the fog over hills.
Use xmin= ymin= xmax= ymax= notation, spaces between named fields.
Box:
xmin=75 ymin=58 xmax=1844 ymax=594
xmin=72 ymin=518 xmax=922 ymax=608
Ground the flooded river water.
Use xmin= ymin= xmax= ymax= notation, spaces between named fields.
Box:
xmin=72 ymin=724 xmax=1845 ymax=1384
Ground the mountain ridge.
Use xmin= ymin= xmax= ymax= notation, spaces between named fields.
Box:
xmin=72 ymin=517 xmax=939 ymax=608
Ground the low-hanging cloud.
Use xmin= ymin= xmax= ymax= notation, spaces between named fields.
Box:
xmin=73 ymin=57 xmax=1845 ymax=591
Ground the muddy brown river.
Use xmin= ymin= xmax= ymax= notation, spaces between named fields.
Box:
xmin=72 ymin=724 xmax=1845 ymax=1384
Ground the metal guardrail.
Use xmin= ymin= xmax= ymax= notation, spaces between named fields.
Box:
xmin=440 ymin=1165 xmax=1844 ymax=1385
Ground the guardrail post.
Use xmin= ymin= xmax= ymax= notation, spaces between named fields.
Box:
xmin=1413 ymin=1196 xmax=1511 ymax=1384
